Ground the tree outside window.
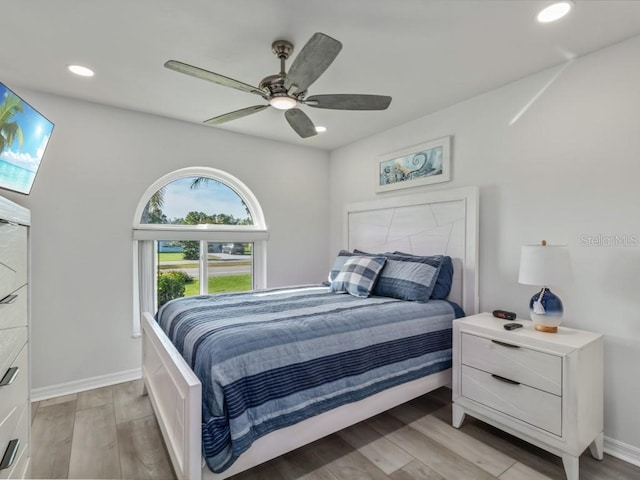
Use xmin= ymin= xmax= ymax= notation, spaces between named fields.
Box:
xmin=141 ymin=176 xmax=254 ymax=306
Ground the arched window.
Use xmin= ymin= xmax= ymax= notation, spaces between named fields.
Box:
xmin=132 ymin=167 xmax=268 ymax=336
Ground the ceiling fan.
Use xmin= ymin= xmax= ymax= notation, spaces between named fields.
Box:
xmin=164 ymin=32 xmax=392 ymax=138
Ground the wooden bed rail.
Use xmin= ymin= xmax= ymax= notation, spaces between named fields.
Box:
xmin=142 ymin=312 xmax=202 ymax=480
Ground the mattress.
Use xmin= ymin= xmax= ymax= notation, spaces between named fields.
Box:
xmin=156 ymin=285 xmax=460 ymax=473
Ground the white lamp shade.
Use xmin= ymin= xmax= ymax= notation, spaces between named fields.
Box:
xmin=518 ymin=244 xmax=572 ymax=286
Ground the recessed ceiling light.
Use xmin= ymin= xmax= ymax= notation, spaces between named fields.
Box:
xmin=315 ymin=126 xmax=327 ymax=133
xmin=537 ymin=1 xmax=573 ymax=23
xmin=67 ymin=64 xmax=95 ymax=77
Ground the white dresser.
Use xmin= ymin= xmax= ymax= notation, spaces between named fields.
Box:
xmin=0 ymin=196 xmax=30 ymax=479
xmin=452 ymin=313 xmax=603 ymax=480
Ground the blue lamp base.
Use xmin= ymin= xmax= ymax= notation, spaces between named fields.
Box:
xmin=529 ymin=287 xmax=564 ymax=333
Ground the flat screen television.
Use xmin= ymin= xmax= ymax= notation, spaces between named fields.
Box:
xmin=0 ymin=82 xmax=54 ymax=195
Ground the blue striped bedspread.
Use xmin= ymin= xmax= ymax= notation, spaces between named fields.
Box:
xmin=156 ymin=285 xmax=460 ymax=473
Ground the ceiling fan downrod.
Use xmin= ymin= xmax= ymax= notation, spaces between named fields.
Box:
xmin=272 ymin=40 xmax=293 ymax=75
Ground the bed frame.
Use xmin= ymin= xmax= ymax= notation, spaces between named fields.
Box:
xmin=142 ymin=186 xmax=479 ymax=480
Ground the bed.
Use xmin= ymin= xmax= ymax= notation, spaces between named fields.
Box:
xmin=142 ymin=186 xmax=479 ymax=480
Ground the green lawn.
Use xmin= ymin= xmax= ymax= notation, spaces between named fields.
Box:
xmin=184 ymin=274 xmax=251 ymax=296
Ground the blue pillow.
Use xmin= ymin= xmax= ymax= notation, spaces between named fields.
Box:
xmin=394 ymin=252 xmax=453 ymax=300
xmin=328 ymin=250 xmax=354 ymax=284
xmin=351 ymin=250 xmax=444 ymax=302
xmin=330 ymin=256 xmax=387 ymax=298
xmin=432 ymin=256 xmax=453 ymax=299
xmin=375 ymin=254 xmax=442 ymax=302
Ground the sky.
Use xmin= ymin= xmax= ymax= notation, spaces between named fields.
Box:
xmin=162 ymin=177 xmax=251 ymax=221
xmin=0 ymin=83 xmax=54 ymax=172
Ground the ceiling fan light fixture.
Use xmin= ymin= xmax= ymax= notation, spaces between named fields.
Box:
xmin=537 ymin=1 xmax=573 ymax=23
xmin=269 ymin=95 xmax=297 ymax=110
xmin=315 ymin=126 xmax=327 ymax=133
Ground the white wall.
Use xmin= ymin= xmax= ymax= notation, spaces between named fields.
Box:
xmin=1 ymin=92 xmax=330 ymax=392
xmin=329 ymin=36 xmax=640 ymax=453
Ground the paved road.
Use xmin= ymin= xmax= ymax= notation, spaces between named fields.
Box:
xmin=176 ymin=265 xmax=250 ymax=278
xmin=160 ymin=254 xmax=251 ymax=277
xmin=160 ymin=253 xmax=251 ymax=264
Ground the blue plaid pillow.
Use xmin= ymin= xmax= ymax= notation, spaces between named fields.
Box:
xmin=328 ymin=250 xmax=352 ymax=284
xmin=330 ymin=256 xmax=387 ymax=298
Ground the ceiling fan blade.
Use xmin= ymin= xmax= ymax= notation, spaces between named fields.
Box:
xmin=284 ymin=33 xmax=342 ymax=94
xmin=165 ymin=60 xmax=265 ymax=98
xmin=204 ymin=105 xmax=269 ymax=125
xmin=305 ymin=94 xmax=392 ymax=110
xmin=285 ymin=108 xmax=317 ymax=138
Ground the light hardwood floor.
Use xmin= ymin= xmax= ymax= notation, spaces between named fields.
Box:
xmin=30 ymin=380 xmax=640 ymax=479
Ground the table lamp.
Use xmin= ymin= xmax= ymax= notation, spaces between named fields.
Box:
xmin=518 ymin=240 xmax=571 ymax=333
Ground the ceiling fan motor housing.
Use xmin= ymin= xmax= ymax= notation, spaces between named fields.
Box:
xmin=259 ymin=74 xmax=306 ymax=101
xmin=259 ymin=74 xmax=287 ymax=95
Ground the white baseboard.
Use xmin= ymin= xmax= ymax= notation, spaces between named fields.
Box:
xmin=605 ymin=435 xmax=640 ymax=468
xmin=31 ymin=368 xmax=142 ymax=402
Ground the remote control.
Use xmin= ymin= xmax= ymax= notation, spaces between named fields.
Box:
xmin=503 ymin=322 xmax=523 ymax=331
xmin=493 ymin=309 xmax=516 ymax=321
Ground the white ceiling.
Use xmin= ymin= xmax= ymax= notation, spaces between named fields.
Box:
xmin=3 ymin=0 xmax=640 ymax=151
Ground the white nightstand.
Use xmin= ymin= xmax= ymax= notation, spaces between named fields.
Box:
xmin=452 ymin=313 xmax=603 ymax=480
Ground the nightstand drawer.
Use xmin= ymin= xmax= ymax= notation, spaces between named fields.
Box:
xmin=461 ymin=332 xmax=562 ymax=395
xmin=461 ymin=365 xmax=562 ymax=436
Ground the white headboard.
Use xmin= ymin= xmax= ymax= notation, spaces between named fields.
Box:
xmin=344 ymin=186 xmax=479 ymax=315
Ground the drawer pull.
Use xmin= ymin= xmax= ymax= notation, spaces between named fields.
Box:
xmin=0 ymin=439 xmax=19 ymax=471
xmin=0 ymin=367 xmax=19 ymax=387
xmin=491 ymin=374 xmax=521 ymax=386
xmin=0 ymin=294 xmax=18 ymax=305
xmin=491 ymin=339 xmax=520 ymax=349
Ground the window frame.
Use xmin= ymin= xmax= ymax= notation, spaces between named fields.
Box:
xmin=132 ymin=167 xmax=268 ymax=337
